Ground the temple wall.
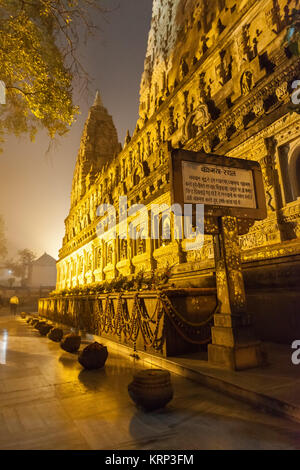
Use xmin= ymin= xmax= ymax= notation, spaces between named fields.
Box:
xmin=54 ymin=0 xmax=300 ymax=343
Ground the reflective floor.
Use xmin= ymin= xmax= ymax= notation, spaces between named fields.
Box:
xmin=0 ymin=312 xmax=299 ymax=450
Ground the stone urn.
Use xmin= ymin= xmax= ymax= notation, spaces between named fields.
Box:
xmin=47 ymin=327 xmax=64 ymax=342
xmin=39 ymin=324 xmax=53 ymax=336
xmin=35 ymin=320 xmax=47 ymax=331
xmin=78 ymin=342 xmax=108 ymax=370
xmin=60 ymin=333 xmax=81 ymax=353
xmin=128 ymin=369 xmax=173 ymax=412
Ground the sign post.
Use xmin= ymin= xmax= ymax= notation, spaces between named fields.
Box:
xmin=170 ymin=149 xmax=267 ymax=370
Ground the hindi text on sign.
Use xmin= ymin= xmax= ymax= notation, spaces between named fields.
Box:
xmin=182 ymin=161 xmax=257 ymax=209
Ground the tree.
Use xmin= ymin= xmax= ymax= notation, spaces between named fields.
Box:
xmin=0 ymin=215 xmax=7 ymax=262
xmin=0 ymin=0 xmax=105 ymax=146
xmin=7 ymin=277 xmax=15 ymax=288
xmin=6 ymin=248 xmax=36 ymax=285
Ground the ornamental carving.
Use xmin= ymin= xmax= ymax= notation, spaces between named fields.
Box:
xmin=57 ymin=0 xmax=300 ymax=296
xmin=203 ymin=138 xmax=212 ymax=154
xmin=218 ymin=124 xmax=228 ymax=142
xmin=253 ymin=100 xmax=264 ymax=117
xmin=120 ymin=239 xmax=128 ymax=260
xmin=276 ymin=81 xmax=289 ymax=103
xmin=241 ymin=71 xmax=253 ymax=95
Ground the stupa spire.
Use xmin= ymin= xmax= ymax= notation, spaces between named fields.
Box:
xmin=93 ymin=90 xmax=103 ymax=107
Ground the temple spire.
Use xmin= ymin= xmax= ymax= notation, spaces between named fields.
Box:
xmin=124 ymin=129 xmax=131 ymax=146
xmin=93 ymin=90 xmax=103 ymax=107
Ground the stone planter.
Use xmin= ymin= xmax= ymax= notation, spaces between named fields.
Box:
xmin=39 ymin=324 xmax=53 ymax=336
xmin=128 ymin=369 xmax=173 ymax=411
xmin=35 ymin=320 xmax=47 ymax=331
xmin=47 ymin=327 xmax=64 ymax=342
xmin=78 ymin=342 xmax=108 ymax=370
xmin=60 ymin=334 xmax=81 ymax=353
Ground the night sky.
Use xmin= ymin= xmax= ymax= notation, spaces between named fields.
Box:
xmin=0 ymin=0 xmax=153 ymax=261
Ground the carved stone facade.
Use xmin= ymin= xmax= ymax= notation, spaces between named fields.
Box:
xmin=56 ymin=0 xmax=300 ymax=333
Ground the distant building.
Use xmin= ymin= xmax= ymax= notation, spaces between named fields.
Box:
xmin=28 ymin=253 xmax=57 ymax=288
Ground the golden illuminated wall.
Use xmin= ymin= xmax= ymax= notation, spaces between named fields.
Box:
xmin=56 ymin=0 xmax=300 ymax=291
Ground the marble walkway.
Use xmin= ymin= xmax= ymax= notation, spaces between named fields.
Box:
xmin=0 ymin=311 xmax=299 ymax=450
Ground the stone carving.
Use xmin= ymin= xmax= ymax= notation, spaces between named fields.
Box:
xmin=260 ymin=136 xmax=278 ymax=212
xmin=120 ymin=239 xmax=128 ymax=260
xmin=180 ymin=58 xmax=189 ymax=79
xmin=55 ymin=0 xmax=300 ymax=300
xmin=276 ymin=81 xmax=289 ymax=102
xmin=193 ymin=104 xmax=211 ymax=130
xmin=167 ymin=107 xmax=175 ymax=136
xmin=241 ymin=71 xmax=253 ymax=95
xmin=218 ymin=124 xmax=228 ymax=142
xmin=107 ymin=244 xmax=113 ymax=265
xmin=203 ymin=138 xmax=212 ymax=153
xmin=125 ymin=130 xmax=131 ymax=146
xmin=253 ymin=100 xmax=265 ymax=117
xmin=217 ymin=50 xmax=233 ymax=85
xmin=138 ymin=239 xmax=146 ymax=255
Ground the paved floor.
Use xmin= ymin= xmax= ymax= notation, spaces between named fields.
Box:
xmin=0 ymin=311 xmax=299 ymax=450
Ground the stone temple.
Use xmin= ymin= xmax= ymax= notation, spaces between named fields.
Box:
xmin=40 ymin=0 xmax=300 ymax=358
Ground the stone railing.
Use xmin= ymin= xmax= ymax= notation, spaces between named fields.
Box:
xmin=39 ymin=288 xmax=218 ymax=357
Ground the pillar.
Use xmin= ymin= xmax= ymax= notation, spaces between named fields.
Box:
xmin=208 ymin=216 xmax=265 ymax=370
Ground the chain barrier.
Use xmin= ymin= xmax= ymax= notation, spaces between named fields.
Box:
xmin=40 ymin=291 xmax=218 ymax=351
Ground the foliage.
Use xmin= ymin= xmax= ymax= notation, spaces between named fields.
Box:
xmin=0 ymin=0 xmax=104 ymax=146
xmin=6 ymin=248 xmax=36 ymax=283
xmin=18 ymin=248 xmax=36 ymax=266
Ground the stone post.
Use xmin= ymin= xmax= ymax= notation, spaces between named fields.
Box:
xmin=208 ymin=216 xmax=265 ymax=370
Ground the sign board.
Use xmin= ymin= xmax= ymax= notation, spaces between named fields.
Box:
xmin=170 ymin=149 xmax=267 ymax=220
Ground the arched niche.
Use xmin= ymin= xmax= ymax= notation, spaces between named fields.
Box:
xmin=288 ymin=144 xmax=300 ymax=201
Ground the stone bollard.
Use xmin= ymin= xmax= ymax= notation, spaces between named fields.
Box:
xmin=78 ymin=342 xmax=108 ymax=370
xmin=60 ymin=334 xmax=81 ymax=353
xmin=47 ymin=327 xmax=64 ymax=342
xmin=128 ymin=369 xmax=173 ymax=412
xmin=35 ymin=320 xmax=47 ymax=331
xmin=39 ymin=324 xmax=53 ymax=336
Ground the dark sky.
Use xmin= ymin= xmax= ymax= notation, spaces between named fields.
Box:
xmin=0 ymin=0 xmax=153 ymax=261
